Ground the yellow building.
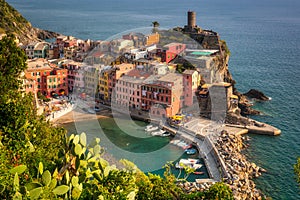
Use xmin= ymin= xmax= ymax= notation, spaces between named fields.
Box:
xmin=99 ymin=67 xmax=111 ymax=101
xmin=145 ymin=32 xmax=160 ymax=46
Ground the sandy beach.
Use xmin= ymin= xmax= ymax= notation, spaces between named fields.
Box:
xmin=53 ymin=107 xmax=113 ymax=125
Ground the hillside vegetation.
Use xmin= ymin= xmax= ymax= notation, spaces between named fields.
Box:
xmin=0 ymin=0 xmax=59 ymax=44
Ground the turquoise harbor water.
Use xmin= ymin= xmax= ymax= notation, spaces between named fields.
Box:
xmin=7 ymin=0 xmax=300 ymax=199
xmin=63 ymin=117 xmax=209 ymax=182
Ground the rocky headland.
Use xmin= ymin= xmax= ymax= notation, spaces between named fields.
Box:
xmin=0 ymin=0 xmax=60 ymax=44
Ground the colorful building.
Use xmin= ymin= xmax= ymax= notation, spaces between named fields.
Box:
xmin=25 ymin=59 xmax=68 ymax=97
xmin=99 ymin=66 xmax=113 ymax=101
xmin=26 ymin=42 xmax=49 ymax=59
xmin=182 ymin=69 xmax=201 ymax=106
xmin=161 ymin=42 xmax=186 ymax=63
xmin=84 ymin=65 xmax=102 ymax=96
xmin=144 ymin=32 xmax=160 ymax=46
xmin=114 ymin=69 xmax=151 ymax=109
xmin=141 ymin=73 xmax=183 ymax=118
xmin=61 ymin=60 xmax=84 ymax=93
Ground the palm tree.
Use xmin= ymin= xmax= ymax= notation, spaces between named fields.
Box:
xmin=152 ymin=21 xmax=160 ymax=33
xmin=152 ymin=21 xmax=160 ymax=28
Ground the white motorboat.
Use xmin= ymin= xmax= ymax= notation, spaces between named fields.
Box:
xmin=175 ymin=159 xmax=202 ymax=169
xmin=145 ymin=125 xmax=159 ymax=132
xmin=151 ymin=129 xmax=166 ymax=136
xmin=161 ymin=132 xmax=171 ymax=137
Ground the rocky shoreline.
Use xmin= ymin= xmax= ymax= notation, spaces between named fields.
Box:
xmin=178 ymin=131 xmax=267 ymax=199
xmin=216 ymin=131 xmax=266 ymax=200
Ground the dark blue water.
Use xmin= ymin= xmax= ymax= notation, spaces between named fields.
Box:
xmin=7 ymin=0 xmax=300 ymax=198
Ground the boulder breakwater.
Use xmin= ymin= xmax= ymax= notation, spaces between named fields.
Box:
xmin=176 ymin=130 xmax=266 ymax=200
xmin=215 ymin=131 xmax=266 ymax=199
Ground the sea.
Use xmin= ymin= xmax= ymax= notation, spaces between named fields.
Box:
xmin=7 ymin=0 xmax=300 ymax=199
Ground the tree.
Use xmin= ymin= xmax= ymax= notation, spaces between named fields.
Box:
xmin=0 ymin=34 xmax=27 ymax=94
xmin=0 ymin=35 xmax=66 ymax=199
xmin=294 ymin=157 xmax=300 ymax=187
xmin=204 ymin=182 xmax=234 ymax=200
xmin=152 ymin=21 xmax=160 ymax=28
xmin=152 ymin=21 xmax=160 ymax=33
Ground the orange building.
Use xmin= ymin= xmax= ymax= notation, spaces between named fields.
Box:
xmin=25 ymin=59 xmax=68 ymax=97
xmin=144 ymin=32 xmax=160 ymax=46
xmin=141 ymin=73 xmax=183 ymax=118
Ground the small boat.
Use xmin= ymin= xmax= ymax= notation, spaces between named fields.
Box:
xmin=151 ymin=129 xmax=166 ymax=136
xmin=145 ymin=124 xmax=153 ymax=131
xmin=175 ymin=159 xmax=202 ymax=169
xmin=194 ymin=171 xmax=204 ymax=175
xmin=192 ymin=164 xmax=203 ymax=170
xmin=170 ymin=139 xmax=180 ymax=145
xmin=185 ymin=148 xmax=197 ymax=155
xmin=145 ymin=125 xmax=159 ymax=132
xmin=161 ymin=132 xmax=171 ymax=137
xmin=188 ymin=158 xmax=200 ymax=164
xmin=183 ymin=144 xmax=193 ymax=150
xmin=177 ymin=141 xmax=188 ymax=148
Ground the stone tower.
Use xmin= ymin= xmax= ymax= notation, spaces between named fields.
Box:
xmin=187 ymin=11 xmax=196 ymax=28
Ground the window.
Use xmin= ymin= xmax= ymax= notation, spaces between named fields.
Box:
xmin=166 ymin=97 xmax=169 ymax=102
xmin=37 ymin=78 xmax=40 ymax=82
xmin=137 ymin=91 xmax=139 ymax=96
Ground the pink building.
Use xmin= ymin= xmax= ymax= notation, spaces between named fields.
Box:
xmin=182 ymin=70 xmax=201 ymax=106
xmin=61 ymin=60 xmax=84 ymax=93
xmin=114 ymin=69 xmax=151 ymax=109
xmin=160 ymin=43 xmax=186 ymax=63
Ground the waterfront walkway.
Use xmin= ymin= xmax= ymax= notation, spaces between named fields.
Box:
xmin=174 ymin=129 xmax=222 ymax=181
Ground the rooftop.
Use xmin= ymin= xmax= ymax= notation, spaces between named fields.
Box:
xmin=126 ymin=69 xmax=151 ymax=79
xmin=27 ymin=58 xmax=52 ymax=71
xmin=34 ymin=42 xmax=48 ymax=51
xmin=163 ymin=42 xmax=184 ymax=48
xmin=182 ymin=69 xmax=197 ymax=75
xmin=158 ymin=73 xmax=182 ymax=83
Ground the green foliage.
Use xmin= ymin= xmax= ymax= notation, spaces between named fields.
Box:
xmin=0 ymin=0 xmax=32 ymax=37
xmin=37 ymin=92 xmax=50 ymax=102
xmin=176 ymin=62 xmax=195 ymax=73
xmin=294 ymin=157 xmax=300 ymax=187
xmin=0 ymin=34 xmax=27 ymax=93
xmin=152 ymin=21 xmax=160 ymax=28
xmin=204 ymin=182 xmax=234 ymax=200
xmin=220 ymin=40 xmax=231 ymax=56
xmin=0 ymin=35 xmax=66 ymax=199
